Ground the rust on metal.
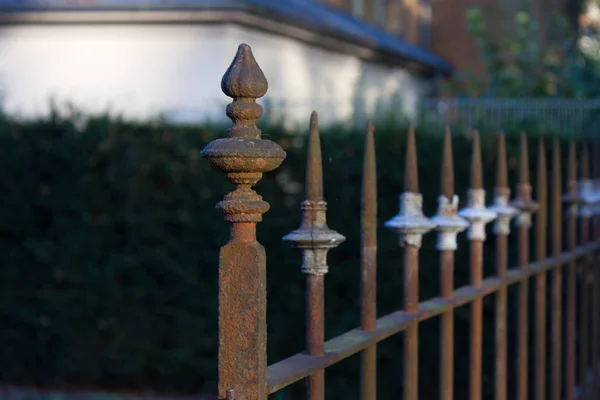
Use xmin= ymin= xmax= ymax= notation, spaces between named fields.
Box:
xmin=405 ymin=124 xmax=419 ymax=193
xmin=201 ymin=43 xmax=286 ymax=400
xmin=579 ymin=141 xmax=591 ymax=400
xmin=564 ymin=139 xmax=578 ymax=400
xmin=471 ymin=130 xmax=483 ymax=190
xmin=549 ymin=137 xmax=562 ymax=400
xmin=489 ymin=133 xmax=517 ymax=400
xmin=282 ymin=111 xmax=345 ymax=400
xmin=385 ymin=125 xmax=435 ymax=400
xmin=430 ymin=126 xmax=468 ymax=400
xmin=266 ymin=241 xmax=600 ymax=394
xmin=534 ymin=137 xmax=548 ymax=400
xmin=511 ymin=133 xmax=538 ymax=400
xmin=360 ymin=121 xmax=378 ymax=400
xmin=442 ymin=126 xmax=454 ymax=199
xmin=456 ymin=131 xmax=497 ymax=400
xmin=592 ymin=141 xmax=600 ymax=396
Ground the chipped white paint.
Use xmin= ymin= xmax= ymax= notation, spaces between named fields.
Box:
xmin=489 ymin=193 xmax=519 ymax=235
xmin=430 ymin=194 xmax=469 ymax=251
xmin=458 ymin=189 xmax=497 ymax=241
xmin=385 ymin=192 xmax=436 ymax=248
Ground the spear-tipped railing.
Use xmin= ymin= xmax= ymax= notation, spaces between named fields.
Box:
xmin=205 ymin=43 xmax=600 ymax=400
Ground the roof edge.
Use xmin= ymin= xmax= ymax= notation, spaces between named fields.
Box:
xmin=0 ymin=7 xmax=452 ymax=76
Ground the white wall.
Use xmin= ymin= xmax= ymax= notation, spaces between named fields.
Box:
xmin=0 ymin=22 xmax=432 ymax=126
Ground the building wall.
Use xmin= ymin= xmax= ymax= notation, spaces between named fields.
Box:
xmin=0 ymin=23 xmax=432 ymax=127
xmin=431 ymin=0 xmax=570 ymax=83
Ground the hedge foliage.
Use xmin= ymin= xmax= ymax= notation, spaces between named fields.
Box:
xmin=0 ymin=110 xmax=577 ymax=399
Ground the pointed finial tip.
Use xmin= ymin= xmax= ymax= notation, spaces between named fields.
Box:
xmin=221 ymin=43 xmax=268 ymax=100
xmin=367 ymin=120 xmax=375 ymax=134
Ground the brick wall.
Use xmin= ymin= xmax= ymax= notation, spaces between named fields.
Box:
xmin=319 ymin=0 xmax=352 ymax=13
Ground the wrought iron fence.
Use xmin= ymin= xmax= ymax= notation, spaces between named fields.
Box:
xmin=202 ymin=43 xmax=600 ymax=400
xmin=419 ymin=98 xmax=600 ymax=136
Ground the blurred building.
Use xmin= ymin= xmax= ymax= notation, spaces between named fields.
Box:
xmin=0 ymin=0 xmax=451 ymax=126
xmin=428 ymin=0 xmax=581 ymax=82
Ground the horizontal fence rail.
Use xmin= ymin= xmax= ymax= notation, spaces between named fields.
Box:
xmin=202 ymin=44 xmax=600 ymax=400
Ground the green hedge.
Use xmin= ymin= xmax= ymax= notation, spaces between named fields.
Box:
xmin=0 ymin=111 xmax=576 ymax=399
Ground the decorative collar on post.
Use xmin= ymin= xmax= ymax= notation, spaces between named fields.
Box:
xmin=510 ymin=133 xmax=539 ymax=227
xmin=488 ymin=133 xmax=519 ymax=235
xmin=579 ymin=142 xmax=595 ymax=218
xmin=385 ymin=125 xmax=436 ymax=248
xmin=430 ymin=127 xmax=469 ymax=250
xmin=283 ymin=112 xmax=345 ymax=275
xmin=457 ymin=130 xmax=497 ymax=241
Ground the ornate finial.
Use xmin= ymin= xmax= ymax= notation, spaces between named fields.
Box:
xmin=385 ymin=125 xmax=435 ymax=248
xmin=489 ymin=133 xmax=518 ymax=235
xmin=283 ymin=111 xmax=345 ymax=275
xmin=221 ymin=43 xmax=268 ymax=139
xmin=471 ymin=131 xmax=483 ymax=189
xmin=202 ymin=44 xmax=286 ymax=223
xmin=511 ymin=132 xmax=538 ymax=228
xmin=442 ymin=125 xmax=454 ymax=199
xmin=458 ymin=130 xmax=497 ymax=241
xmin=579 ymin=141 xmax=595 ymax=216
xmin=405 ymin=124 xmax=419 ymax=192
xmin=431 ymin=127 xmax=469 ymax=250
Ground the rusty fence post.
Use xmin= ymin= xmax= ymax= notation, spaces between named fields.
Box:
xmin=360 ymin=122 xmax=378 ymax=400
xmin=283 ymin=112 xmax=345 ymax=400
xmin=457 ymin=131 xmax=497 ymax=400
xmin=510 ymin=133 xmax=539 ymax=400
xmin=592 ymin=141 xmax=600 ymax=395
xmin=549 ymin=137 xmax=563 ymax=400
xmin=533 ymin=138 xmax=548 ymax=400
xmin=579 ymin=142 xmax=595 ymax=400
xmin=201 ymin=44 xmax=286 ymax=400
xmin=564 ymin=139 xmax=578 ymax=400
xmin=385 ymin=126 xmax=436 ymax=400
xmin=488 ymin=133 xmax=519 ymax=400
xmin=430 ymin=127 xmax=469 ymax=400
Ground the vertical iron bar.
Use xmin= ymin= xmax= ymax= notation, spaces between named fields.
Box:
xmin=535 ymin=138 xmax=548 ymax=400
xmin=201 ymin=44 xmax=286 ymax=400
xmin=458 ymin=131 xmax=497 ymax=400
xmin=360 ymin=122 xmax=377 ymax=400
xmin=579 ymin=142 xmax=591 ymax=400
xmin=283 ymin=112 xmax=345 ymax=400
xmin=385 ymin=126 xmax=435 ymax=400
xmin=593 ymin=141 xmax=600 ymax=400
xmin=431 ymin=127 xmax=469 ymax=400
xmin=306 ymin=274 xmax=325 ymax=400
xmin=489 ymin=133 xmax=519 ymax=400
xmin=565 ymin=139 xmax=577 ymax=400
xmin=511 ymin=133 xmax=539 ymax=400
xmin=550 ymin=139 xmax=563 ymax=400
